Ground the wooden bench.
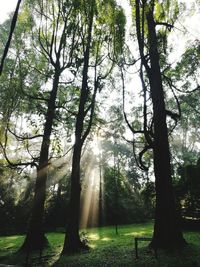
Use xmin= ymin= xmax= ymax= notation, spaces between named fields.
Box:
xmin=134 ymin=237 xmax=157 ymax=259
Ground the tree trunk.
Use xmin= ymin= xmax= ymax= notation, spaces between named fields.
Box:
xmin=62 ymin=71 xmax=92 ymax=252
xmin=145 ymin=7 xmax=186 ymax=249
xmin=20 ymin=70 xmax=60 ymax=251
xmin=62 ymin=57 xmax=90 ymax=252
xmin=62 ymin=142 xmax=84 ymax=253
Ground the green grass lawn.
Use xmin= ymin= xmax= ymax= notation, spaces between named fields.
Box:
xmin=0 ymin=222 xmax=200 ymax=266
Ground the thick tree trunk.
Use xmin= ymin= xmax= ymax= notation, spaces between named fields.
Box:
xmin=62 ymin=142 xmax=85 ymax=253
xmin=20 ymin=71 xmax=60 ymax=251
xmin=62 ymin=69 xmax=92 ymax=251
xmin=145 ymin=8 xmax=186 ymax=249
xmin=62 ymin=58 xmax=90 ymax=252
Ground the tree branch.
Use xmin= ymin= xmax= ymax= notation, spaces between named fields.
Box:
xmin=7 ymin=126 xmax=43 ymax=141
xmin=138 ymin=145 xmax=151 ymax=171
xmin=155 ymin=21 xmax=174 ymax=30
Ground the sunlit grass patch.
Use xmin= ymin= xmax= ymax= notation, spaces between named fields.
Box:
xmin=88 ymin=233 xmax=100 ymax=241
xmin=0 ymin=235 xmax=24 ymax=256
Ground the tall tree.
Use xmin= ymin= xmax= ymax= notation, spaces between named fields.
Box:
xmin=62 ymin=0 xmax=125 ymax=253
xmin=132 ymin=0 xmax=186 ymax=249
xmin=20 ymin=0 xmax=80 ymax=250
xmin=0 ymin=0 xmax=80 ymax=251
xmin=62 ymin=0 xmax=95 ymax=252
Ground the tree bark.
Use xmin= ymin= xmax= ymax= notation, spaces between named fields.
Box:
xmin=62 ymin=79 xmax=91 ymax=252
xmin=20 ymin=69 xmax=60 ymax=251
xmin=145 ymin=6 xmax=186 ymax=249
xmin=62 ymin=142 xmax=84 ymax=252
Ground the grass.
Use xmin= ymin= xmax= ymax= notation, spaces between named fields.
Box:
xmin=0 ymin=222 xmax=200 ymax=266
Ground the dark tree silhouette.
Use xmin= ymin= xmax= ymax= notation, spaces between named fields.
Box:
xmin=134 ymin=0 xmax=186 ymax=249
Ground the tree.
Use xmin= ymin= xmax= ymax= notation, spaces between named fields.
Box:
xmin=0 ymin=0 xmax=80 ymax=251
xmin=62 ymin=0 xmax=125 ymax=253
xmin=19 ymin=0 xmax=81 ymax=251
xmin=132 ymin=0 xmax=186 ymax=249
xmin=62 ymin=0 xmax=96 ymax=253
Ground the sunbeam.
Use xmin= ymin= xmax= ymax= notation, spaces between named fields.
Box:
xmin=80 ymin=135 xmax=104 ymax=229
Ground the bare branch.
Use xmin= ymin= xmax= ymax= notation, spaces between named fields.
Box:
xmin=0 ymin=138 xmax=37 ymax=169
xmin=155 ymin=21 xmax=174 ymax=30
xmin=7 ymin=126 xmax=43 ymax=141
xmin=138 ymin=145 xmax=151 ymax=171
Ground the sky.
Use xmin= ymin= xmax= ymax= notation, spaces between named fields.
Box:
xmin=0 ymin=0 xmax=17 ymax=23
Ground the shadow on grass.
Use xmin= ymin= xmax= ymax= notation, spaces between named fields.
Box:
xmin=53 ymin=244 xmax=200 ymax=267
xmin=0 ymin=234 xmax=58 ymax=267
xmin=0 ymin=246 xmax=59 ymax=267
xmin=0 ymin=224 xmax=200 ymax=267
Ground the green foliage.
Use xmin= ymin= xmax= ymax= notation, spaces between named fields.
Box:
xmin=45 ymin=174 xmax=70 ymax=231
xmin=141 ymin=181 xmax=155 ymax=218
xmin=80 ymin=231 xmax=89 ymax=247
xmin=95 ymin=0 xmax=126 ymax=57
xmin=154 ymin=0 xmax=179 ymax=24
xmin=175 ymin=158 xmax=200 ymax=218
xmin=172 ymin=41 xmax=200 ymax=86
xmin=0 ymin=167 xmax=33 ymax=235
xmin=103 ymin=164 xmax=147 ymax=225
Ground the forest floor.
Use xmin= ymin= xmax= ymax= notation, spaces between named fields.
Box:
xmin=0 ymin=222 xmax=200 ymax=266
